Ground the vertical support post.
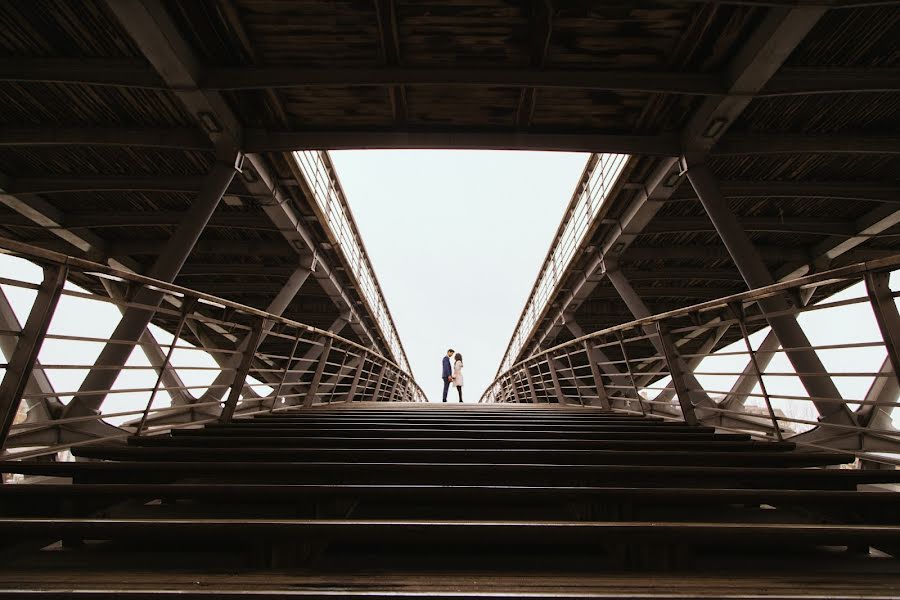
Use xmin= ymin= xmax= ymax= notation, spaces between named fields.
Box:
xmin=136 ymin=298 xmax=196 ymax=436
xmin=686 ymin=161 xmax=854 ymax=425
xmin=865 ymin=271 xmax=900 ymax=393
xmin=654 ymin=322 xmax=699 ymax=426
xmin=614 ymin=330 xmax=645 ymax=416
xmin=565 ymin=353 xmax=586 ymax=406
xmin=64 ymin=157 xmax=241 ymax=418
xmin=303 ymin=337 xmax=333 ymax=408
xmin=547 ymin=356 xmax=566 ymax=404
xmin=270 ymin=330 xmax=302 ymax=412
xmin=584 ymin=339 xmax=611 ymax=410
xmin=728 ymin=303 xmax=783 ymax=441
xmin=219 ymin=318 xmax=267 ymax=423
xmin=606 ymin=267 xmax=714 ymax=415
xmin=523 ymin=364 xmax=539 ymax=403
xmin=0 ymin=265 xmax=67 ymax=450
xmin=386 ymin=370 xmax=400 ymax=402
xmin=0 ymin=284 xmax=62 ymax=421
xmin=345 ymin=351 xmax=368 ymax=403
xmin=371 ymin=364 xmax=387 ymax=402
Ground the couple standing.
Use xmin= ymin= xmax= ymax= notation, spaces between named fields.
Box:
xmin=441 ymin=348 xmax=464 ymax=402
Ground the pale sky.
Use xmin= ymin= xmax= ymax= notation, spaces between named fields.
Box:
xmin=329 ymin=150 xmax=589 ymax=402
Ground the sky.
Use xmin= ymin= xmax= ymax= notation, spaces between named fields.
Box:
xmin=329 ymin=150 xmax=589 ymax=402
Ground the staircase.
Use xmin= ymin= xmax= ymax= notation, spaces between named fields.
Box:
xmin=1 ymin=403 xmax=899 ymax=597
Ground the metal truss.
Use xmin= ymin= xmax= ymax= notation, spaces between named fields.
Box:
xmin=0 ymin=239 xmax=425 ymax=459
xmin=483 ymin=256 xmax=900 ymax=467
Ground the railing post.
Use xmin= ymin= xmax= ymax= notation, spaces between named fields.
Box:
xmin=523 ymin=364 xmax=540 ymax=403
xmin=345 ymin=351 xmax=367 ymax=403
xmin=728 ymin=303 xmax=783 ymax=440
xmin=614 ymin=330 xmax=645 ymax=416
xmin=565 ymin=353 xmax=585 ymax=406
xmin=371 ymin=363 xmax=387 ymax=402
xmin=303 ymin=336 xmax=333 ymax=408
xmin=583 ymin=339 xmax=611 ymax=409
xmin=270 ymin=331 xmax=303 ymax=412
xmin=135 ymin=298 xmax=196 ymax=436
xmin=654 ymin=322 xmax=699 ymax=426
xmin=865 ymin=271 xmax=900 ymax=392
xmin=219 ymin=318 xmax=267 ymax=423
xmin=387 ymin=370 xmax=400 ymax=402
xmin=547 ymin=356 xmax=566 ymax=404
xmin=0 ymin=264 xmax=67 ymax=450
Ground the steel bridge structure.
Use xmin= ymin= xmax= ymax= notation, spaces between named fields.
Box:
xmin=0 ymin=0 xmax=900 ymax=598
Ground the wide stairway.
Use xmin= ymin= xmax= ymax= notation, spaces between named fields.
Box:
xmin=1 ymin=403 xmax=900 ymax=597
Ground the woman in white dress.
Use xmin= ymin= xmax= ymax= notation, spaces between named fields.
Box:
xmin=452 ymin=353 xmax=464 ymax=402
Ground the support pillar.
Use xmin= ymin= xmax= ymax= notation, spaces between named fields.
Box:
xmin=198 ymin=264 xmax=311 ymax=405
xmin=606 ymin=268 xmax=707 ymax=423
xmin=303 ymin=337 xmax=333 ymax=407
xmin=686 ymin=161 xmax=855 ymax=425
xmin=344 ymin=351 xmax=367 ymax=402
xmin=220 ymin=318 xmax=267 ymax=423
xmin=584 ymin=340 xmax=611 ymax=410
xmin=0 ymin=265 xmax=67 ymax=449
xmin=0 ymin=285 xmax=62 ymax=423
xmin=64 ymin=157 xmax=242 ymax=418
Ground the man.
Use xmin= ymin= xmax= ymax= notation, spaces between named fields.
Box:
xmin=441 ymin=348 xmax=454 ymax=402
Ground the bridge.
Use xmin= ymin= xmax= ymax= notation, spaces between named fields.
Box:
xmin=0 ymin=0 xmax=899 ymax=597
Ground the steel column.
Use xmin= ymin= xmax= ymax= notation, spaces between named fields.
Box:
xmin=303 ymin=337 xmax=333 ymax=407
xmin=0 ymin=265 xmax=67 ymax=449
xmin=219 ymin=318 xmax=267 ymax=423
xmin=0 ymin=285 xmax=61 ymax=422
xmin=63 ymin=158 xmax=240 ymax=418
xmin=584 ymin=340 xmax=611 ymax=410
xmin=344 ymin=351 xmax=368 ymax=403
xmin=606 ymin=268 xmax=712 ymax=417
xmin=547 ymin=357 xmax=566 ymax=404
xmin=686 ymin=161 xmax=855 ymax=425
xmin=135 ymin=298 xmax=196 ymax=435
xmin=199 ymin=264 xmax=312 ymax=404
xmin=371 ymin=364 xmax=387 ymax=402
xmin=865 ymin=271 xmax=900 ymax=393
xmin=654 ymin=323 xmax=700 ymax=426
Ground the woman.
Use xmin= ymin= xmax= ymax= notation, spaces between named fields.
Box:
xmin=452 ymin=353 xmax=464 ymax=402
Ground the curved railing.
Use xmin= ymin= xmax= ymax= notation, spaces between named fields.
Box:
xmin=0 ymin=238 xmax=425 ymax=463
xmin=482 ymin=255 xmax=900 ymax=468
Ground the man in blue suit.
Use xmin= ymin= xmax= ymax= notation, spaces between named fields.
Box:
xmin=441 ymin=348 xmax=454 ymax=402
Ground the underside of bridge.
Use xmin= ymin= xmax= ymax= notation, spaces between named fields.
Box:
xmin=1 ymin=0 xmax=900 ymax=597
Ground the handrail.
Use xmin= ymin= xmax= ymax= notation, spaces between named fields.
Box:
xmin=497 ymin=153 xmax=629 ymax=374
xmin=481 ymin=254 xmax=900 ymax=468
xmin=291 ymin=150 xmax=412 ymax=371
xmin=0 ymin=238 xmax=426 ymax=462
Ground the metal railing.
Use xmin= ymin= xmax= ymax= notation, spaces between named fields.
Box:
xmin=0 ymin=238 xmax=425 ymax=462
xmin=482 ymin=255 xmax=900 ymax=468
xmin=291 ymin=150 xmax=411 ymax=372
xmin=499 ymin=153 xmax=628 ymax=373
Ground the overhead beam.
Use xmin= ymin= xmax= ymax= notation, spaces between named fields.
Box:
xmin=373 ymin=0 xmax=407 ymax=125
xmin=712 ymin=134 xmax=900 ymax=156
xmin=518 ymin=6 xmax=827 ymax=364
xmin=64 ymin=211 xmax=274 ymax=230
xmin=516 ymin=0 xmax=553 ymax=129
xmin=108 ymin=238 xmax=293 ymax=257
xmin=6 ymin=176 xmax=247 ymax=196
xmin=0 ymin=128 xmax=211 ymax=151
xmin=641 ymin=217 xmax=856 ymax=236
xmin=626 ymin=244 xmax=811 ymax=263
xmin=105 ymin=0 xmax=385 ymax=359
xmin=244 ymin=130 xmax=681 ymax=155
xmin=5 ymin=57 xmax=897 ymax=97
xmin=670 ymin=180 xmax=900 ymax=203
